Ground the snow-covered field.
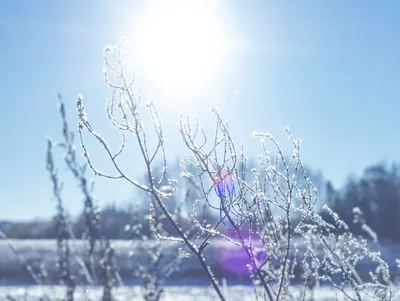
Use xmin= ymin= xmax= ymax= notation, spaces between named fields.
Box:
xmin=0 ymin=239 xmax=272 ymax=284
xmin=1 ymin=238 xmax=400 ymax=284
xmin=1 ymin=239 xmax=400 ymax=300
xmin=0 ymin=284 xmax=364 ymax=301
xmin=2 ymin=285 xmax=247 ymax=301
xmin=2 ymin=284 xmax=400 ymax=301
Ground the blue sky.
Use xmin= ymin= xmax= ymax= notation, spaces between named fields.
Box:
xmin=1 ymin=1 xmax=400 ymax=220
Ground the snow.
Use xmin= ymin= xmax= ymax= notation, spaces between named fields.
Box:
xmin=1 ymin=238 xmax=399 ymax=284
xmin=2 ymin=284 xmax=400 ymax=301
xmin=0 ymin=239 xmax=400 ymax=300
xmin=0 ymin=284 xmax=355 ymax=301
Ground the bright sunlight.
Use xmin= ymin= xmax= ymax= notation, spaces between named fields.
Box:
xmin=130 ymin=1 xmax=230 ymax=95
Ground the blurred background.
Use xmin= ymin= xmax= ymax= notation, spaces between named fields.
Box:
xmin=1 ymin=0 xmax=400 ymax=288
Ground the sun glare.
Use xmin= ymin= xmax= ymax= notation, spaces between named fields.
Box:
xmin=131 ymin=1 xmax=228 ymax=95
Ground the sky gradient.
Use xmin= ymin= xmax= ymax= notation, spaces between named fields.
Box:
xmin=1 ymin=0 xmax=400 ymax=220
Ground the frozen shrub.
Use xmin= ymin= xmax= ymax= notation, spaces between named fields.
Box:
xmin=74 ymin=38 xmax=400 ymax=301
xmin=46 ymin=95 xmax=121 ymax=301
xmin=126 ymin=202 xmax=181 ymax=301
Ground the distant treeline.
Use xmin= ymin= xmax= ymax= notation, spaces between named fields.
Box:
xmin=1 ymin=161 xmax=400 ymax=242
xmin=322 ymin=161 xmax=400 ymax=242
xmin=0 ymin=204 xmax=135 ymax=239
xmin=0 ymin=202 xmax=210 ymax=240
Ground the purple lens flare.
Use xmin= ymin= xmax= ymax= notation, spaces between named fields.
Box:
xmin=215 ymin=235 xmax=268 ymax=277
xmin=212 ymin=169 xmax=235 ymax=197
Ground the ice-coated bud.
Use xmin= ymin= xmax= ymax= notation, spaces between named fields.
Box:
xmin=103 ymin=45 xmax=112 ymax=54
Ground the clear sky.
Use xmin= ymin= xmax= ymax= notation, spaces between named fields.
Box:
xmin=1 ymin=0 xmax=400 ymax=220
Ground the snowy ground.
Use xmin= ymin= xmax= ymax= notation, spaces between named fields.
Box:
xmin=0 ymin=284 xmax=366 ymax=301
xmin=2 ymin=284 xmax=400 ymax=301
xmin=0 ymin=239 xmax=253 ymax=284
xmin=0 ymin=239 xmax=400 ymax=300
xmin=1 ymin=238 xmax=400 ymax=284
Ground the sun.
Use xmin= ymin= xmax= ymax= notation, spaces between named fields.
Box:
xmin=128 ymin=1 xmax=229 ymax=96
